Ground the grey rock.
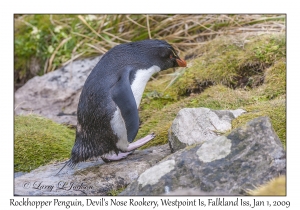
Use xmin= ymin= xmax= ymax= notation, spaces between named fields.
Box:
xmin=14 ymin=144 xmax=170 ymax=196
xmin=120 ymin=117 xmax=286 ymax=195
xmin=14 ymin=172 xmax=27 ymax=178
xmin=168 ymin=107 xmax=246 ymax=153
xmin=14 ymin=56 xmax=102 ymax=126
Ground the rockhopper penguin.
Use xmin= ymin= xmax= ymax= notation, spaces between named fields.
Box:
xmin=57 ymin=39 xmax=186 ymax=173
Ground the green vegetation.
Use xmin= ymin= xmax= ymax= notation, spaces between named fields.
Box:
xmin=107 ymin=187 xmax=126 ymax=196
xmin=168 ymin=33 xmax=286 ymax=96
xmin=138 ymin=33 xmax=286 ymax=149
xmin=14 ymin=115 xmax=75 ymax=172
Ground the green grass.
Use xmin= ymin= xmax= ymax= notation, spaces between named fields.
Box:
xmin=14 ymin=115 xmax=75 ymax=172
xmin=167 ymin=33 xmax=286 ymax=96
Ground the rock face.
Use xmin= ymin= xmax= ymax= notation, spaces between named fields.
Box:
xmin=168 ymin=108 xmax=246 ymax=153
xmin=14 ymin=56 xmax=102 ymax=126
xmin=14 ymin=144 xmax=170 ymax=196
xmin=120 ymin=117 xmax=286 ymax=195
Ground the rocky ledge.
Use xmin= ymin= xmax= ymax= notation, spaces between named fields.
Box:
xmin=15 ymin=113 xmax=285 ymax=196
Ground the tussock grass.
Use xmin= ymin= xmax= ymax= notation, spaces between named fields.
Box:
xmin=14 ymin=14 xmax=285 ymax=89
xmin=247 ymin=175 xmax=286 ymax=196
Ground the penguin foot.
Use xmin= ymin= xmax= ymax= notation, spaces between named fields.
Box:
xmin=101 ymin=151 xmax=134 ymax=163
xmin=100 ymin=133 xmax=156 ymax=162
xmin=126 ymin=133 xmax=156 ymax=151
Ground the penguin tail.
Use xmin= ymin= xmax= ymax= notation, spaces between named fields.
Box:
xmin=55 ymin=159 xmax=76 ymax=176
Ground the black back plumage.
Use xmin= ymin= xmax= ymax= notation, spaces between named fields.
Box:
xmin=68 ymin=39 xmax=183 ymax=165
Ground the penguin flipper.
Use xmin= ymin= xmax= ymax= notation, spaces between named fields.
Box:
xmin=111 ymin=69 xmax=139 ymax=144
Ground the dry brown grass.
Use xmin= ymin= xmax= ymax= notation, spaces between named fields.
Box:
xmin=14 ymin=14 xmax=285 ymax=75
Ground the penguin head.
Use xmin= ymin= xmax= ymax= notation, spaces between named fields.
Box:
xmin=136 ymin=39 xmax=187 ymax=70
xmin=100 ymin=39 xmax=187 ymax=73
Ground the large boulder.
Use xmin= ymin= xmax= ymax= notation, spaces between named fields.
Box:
xmin=14 ymin=144 xmax=170 ymax=196
xmin=168 ymin=108 xmax=246 ymax=152
xmin=120 ymin=117 xmax=286 ymax=195
xmin=14 ymin=56 xmax=101 ymax=126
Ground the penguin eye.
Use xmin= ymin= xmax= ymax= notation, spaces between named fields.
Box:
xmin=169 ymin=48 xmax=178 ymax=59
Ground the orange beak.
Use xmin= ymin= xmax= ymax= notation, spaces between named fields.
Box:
xmin=176 ymin=58 xmax=187 ymax=67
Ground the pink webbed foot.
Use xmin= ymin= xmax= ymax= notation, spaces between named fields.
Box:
xmin=101 ymin=133 xmax=155 ymax=163
xmin=126 ymin=132 xmax=155 ymax=151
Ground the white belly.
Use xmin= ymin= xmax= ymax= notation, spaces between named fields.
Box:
xmin=130 ymin=65 xmax=160 ymax=108
xmin=110 ymin=106 xmax=128 ymax=150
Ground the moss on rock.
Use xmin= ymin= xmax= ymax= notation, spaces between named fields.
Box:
xmin=14 ymin=114 xmax=75 ymax=172
xmin=232 ymin=97 xmax=286 ymax=146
